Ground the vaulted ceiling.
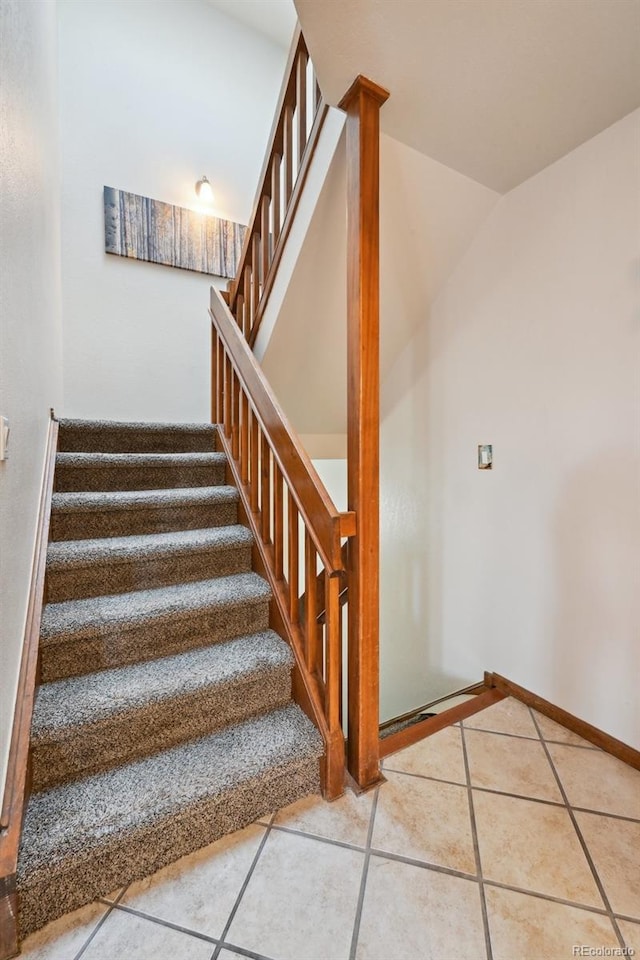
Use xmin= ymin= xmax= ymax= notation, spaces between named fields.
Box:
xmin=295 ymin=0 xmax=640 ymax=191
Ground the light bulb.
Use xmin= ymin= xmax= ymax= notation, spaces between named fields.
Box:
xmin=195 ymin=176 xmax=214 ymax=203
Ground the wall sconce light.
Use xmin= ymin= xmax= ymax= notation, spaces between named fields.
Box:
xmin=195 ymin=176 xmax=214 ymax=203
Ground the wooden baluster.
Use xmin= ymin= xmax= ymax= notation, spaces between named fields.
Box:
xmin=273 ymin=462 xmax=284 ymax=579
xmin=251 ymin=233 xmax=260 ymax=319
xmin=283 ymin=104 xmax=294 ymax=204
xmin=260 ymin=433 xmax=271 ymax=543
xmin=339 ymin=76 xmax=390 ymax=790
xmin=271 ymin=154 xmax=281 ymax=245
xmin=243 ymin=265 xmax=251 ymax=339
xmin=240 ymin=391 xmax=249 ymax=485
xmin=223 ymin=354 xmax=232 ymax=439
xmin=288 ymin=492 xmax=299 ymax=623
xmin=325 ymin=573 xmax=341 ymax=728
xmin=260 ymin=196 xmax=270 ymax=287
xmin=216 ymin=337 xmax=224 ymax=425
xmin=296 ymin=49 xmax=308 ymax=163
xmin=235 ymin=292 xmax=244 ymax=336
xmin=250 ymin=411 xmax=259 ymax=513
xmin=210 ymin=326 xmax=217 ymax=424
xmin=231 ymin=368 xmax=240 ymax=460
xmin=304 ymin=530 xmax=319 ymax=674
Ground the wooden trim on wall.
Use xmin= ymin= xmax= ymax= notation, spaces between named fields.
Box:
xmin=485 ymin=672 xmax=640 ymax=770
xmin=0 ymin=414 xmax=58 ymax=960
xmin=338 ymin=75 xmax=389 ymax=791
xmin=379 ymin=688 xmax=505 ymax=759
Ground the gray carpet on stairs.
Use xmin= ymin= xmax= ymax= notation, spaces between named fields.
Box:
xmin=46 ymin=524 xmax=254 ymax=601
xmin=51 ymin=485 xmax=239 ymax=539
xmin=54 ymin=451 xmax=227 ymax=492
xmin=31 ymin=631 xmax=295 ymax=790
xmin=39 ymin=572 xmax=272 ymax=680
xmin=18 ymin=417 xmax=325 ymax=939
xmin=57 ymin=418 xmax=219 ymax=453
xmin=19 ymin=706 xmax=322 ymax=936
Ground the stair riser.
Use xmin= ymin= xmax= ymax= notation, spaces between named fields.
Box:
xmin=58 ymin=424 xmax=219 ymax=454
xmin=40 ymin=599 xmax=270 ymax=680
xmin=54 ymin=463 xmax=225 ymax=492
xmin=19 ymin=756 xmax=320 ymax=937
xmin=32 ymin=669 xmax=293 ymax=791
xmin=46 ymin=544 xmax=252 ymax=603
xmin=50 ymin=501 xmax=238 ymax=540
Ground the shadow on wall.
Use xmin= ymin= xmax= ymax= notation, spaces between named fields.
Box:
xmin=380 ymin=311 xmax=479 ymax=722
xmin=550 ymin=449 xmax=640 ymax=744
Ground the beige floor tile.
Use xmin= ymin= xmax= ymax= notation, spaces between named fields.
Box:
xmin=81 ymin=908 xmax=213 ymax=959
xmin=473 ymin=791 xmax=603 ymax=908
xmin=464 ymin=697 xmax=539 ymax=739
xmin=575 ymin=811 xmax=640 ymax=919
xmin=20 ymin=901 xmax=108 ymax=960
xmin=485 ymin=885 xmax=619 ymax=960
xmin=120 ymin=823 xmax=265 ymax=938
xmin=383 ymin=726 xmax=467 ymax=784
xmin=547 ymin=743 xmax=640 ymax=819
xmin=272 ymin=787 xmax=373 ymax=846
xmin=372 ymin=771 xmax=476 ymax=874
xmin=532 ymin=711 xmax=599 ymax=749
xmin=618 ymin=920 xmax=640 ymax=954
xmin=226 ymin=828 xmax=363 ymax=960
xmin=356 ymin=855 xmax=486 ymax=960
xmin=465 ymin=728 xmax=564 ymax=802
xmin=218 ymin=952 xmax=247 ymax=960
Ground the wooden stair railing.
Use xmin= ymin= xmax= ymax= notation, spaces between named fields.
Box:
xmin=221 ymin=16 xmax=389 ymax=792
xmin=228 ymin=26 xmax=328 ymax=347
xmin=210 ymin=286 xmax=354 ymax=800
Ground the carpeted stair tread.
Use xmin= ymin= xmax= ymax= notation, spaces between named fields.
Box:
xmin=54 ymin=451 xmax=227 ymax=493
xmin=45 ymin=525 xmax=254 ymax=602
xmin=50 ymin=486 xmax=239 ymax=539
xmin=30 ymin=632 xmax=295 ymax=791
xmin=41 ymin=572 xmax=270 ymax=644
xmin=58 ymin=418 xmax=218 ymax=453
xmin=20 ymin=705 xmax=322 ymax=871
xmin=55 ymin=451 xmax=224 ymax=469
xmin=47 ymin=524 xmax=252 ymax=568
xmin=32 ymin=630 xmax=293 ymax=737
xmin=39 ymin=573 xmax=272 ymax=680
xmin=51 ymin=485 xmax=238 ymax=514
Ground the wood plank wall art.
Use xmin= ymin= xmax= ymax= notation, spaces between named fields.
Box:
xmin=104 ymin=186 xmax=246 ymax=279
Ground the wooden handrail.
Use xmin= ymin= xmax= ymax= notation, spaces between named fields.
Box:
xmin=211 ymin=288 xmax=354 ymax=572
xmin=217 ymin=21 xmax=390 ymax=794
xmin=211 ymin=286 xmax=352 ymax=799
xmin=228 ymin=27 xmax=328 ymax=346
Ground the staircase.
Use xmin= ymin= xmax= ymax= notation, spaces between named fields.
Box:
xmin=17 ymin=418 xmax=323 ymax=938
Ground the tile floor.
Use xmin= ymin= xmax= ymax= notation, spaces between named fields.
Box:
xmin=21 ymin=697 xmax=640 ymax=960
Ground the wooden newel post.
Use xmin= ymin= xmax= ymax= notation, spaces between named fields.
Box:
xmin=338 ymin=76 xmax=389 ymax=790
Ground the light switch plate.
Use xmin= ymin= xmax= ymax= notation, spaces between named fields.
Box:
xmin=478 ymin=444 xmax=492 ymax=469
xmin=0 ymin=417 xmax=10 ymax=461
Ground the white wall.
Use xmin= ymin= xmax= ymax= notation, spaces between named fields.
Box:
xmin=0 ymin=0 xmax=63 ymax=797
xmin=380 ymin=110 xmax=640 ymax=745
xmin=262 ymin=129 xmax=498 ymax=437
xmin=58 ymin=0 xmax=287 ymax=422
